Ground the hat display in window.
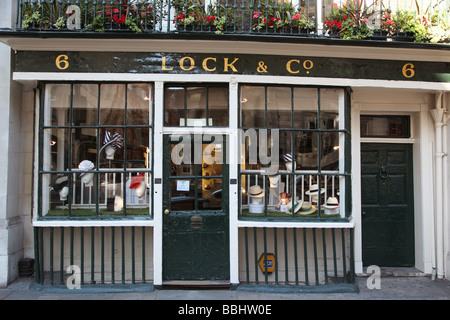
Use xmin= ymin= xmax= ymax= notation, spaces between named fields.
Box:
xmin=283 ymin=153 xmax=296 ymax=172
xmin=100 ymin=131 xmax=123 ymax=160
xmin=78 ymin=160 xmax=95 ymax=187
xmin=129 ymin=173 xmax=146 ymax=199
xmin=49 ymin=174 xmax=69 ymax=201
xmin=323 ymin=196 xmax=340 ymax=215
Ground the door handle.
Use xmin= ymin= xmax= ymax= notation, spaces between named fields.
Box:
xmin=379 ymin=166 xmax=389 ymax=179
xmin=164 ymin=209 xmax=170 ymax=215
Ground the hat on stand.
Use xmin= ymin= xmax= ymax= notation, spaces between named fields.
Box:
xmin=249 ymin=185 xmax=265 ymax=198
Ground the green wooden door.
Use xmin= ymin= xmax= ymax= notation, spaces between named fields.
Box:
xmin=162 ymin=134 xmax=229 ymax=280
xmin=361 ymin=143 xmax=415 ymax=267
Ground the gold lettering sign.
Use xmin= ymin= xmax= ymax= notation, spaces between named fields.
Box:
xmin=179 ymin=56 xmax=195 ymax=71
xmin=202 ymin=57 xmax=217 ymax=72
xmin=224 ymin=58 xmax=239 ymax=72
xmin=161 ymin=56 xmax=174 ymax=71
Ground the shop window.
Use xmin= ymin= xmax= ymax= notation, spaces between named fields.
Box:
xmin=164 ymin=84 xmax=229 ymax=127
xmin=39 ymin=83 xmax=153 ymax=219
xmin=239 ymin=85 xmax=350 ymax=220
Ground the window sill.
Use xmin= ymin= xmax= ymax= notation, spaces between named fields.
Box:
xmin=237 ymin=216 xmax=354 ymax=229
xmin=33 ymin=216 xmax=154 ymax=227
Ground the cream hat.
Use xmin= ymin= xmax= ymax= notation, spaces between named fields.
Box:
xmin=323 ymin=197 xmax=339 ymax=209
xmin=298 ymin=201 xmax=316 ymax=215
xmin=249 ymin=185 xmax=265 ymax=198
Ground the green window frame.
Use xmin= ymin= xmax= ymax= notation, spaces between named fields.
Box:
xmin=37 ymin=82 xmax=154 ymax=220
xmin=238 ymin=85 xmax=351 ymax=221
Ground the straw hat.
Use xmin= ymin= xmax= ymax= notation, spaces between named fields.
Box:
xmin=297 ymin=201 xmax=316 ymax=215
xmin=249 ymin=185 xmax=265 ymax=198
xmin=323 ymin=197 xmax=339 ymax=209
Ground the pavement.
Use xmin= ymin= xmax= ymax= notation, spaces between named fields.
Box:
xmin=1 ymin=274 xmax=449 ymax=300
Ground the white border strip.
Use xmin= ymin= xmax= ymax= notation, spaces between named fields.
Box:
xmin=33 ymin=219 xmax=155 ymax=227
xmin=13 ymin=72 xmax=450 ymax=91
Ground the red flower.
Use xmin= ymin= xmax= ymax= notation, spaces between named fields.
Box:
xmin=113 ymin=8 xmax=119 ymax=14
xmin=113 ymin=14 xmax=126 ymax=24
xmin=385 ymin=20 xmax=393 ymax=25
xmin=206 ymin=15 xmax=216 ymax=22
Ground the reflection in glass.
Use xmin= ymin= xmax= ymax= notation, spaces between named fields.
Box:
xmin=320 ymin=89 xmax=339 ymax=129
xmin=295 ymin=131 xmax=318 ymax=170
xmin=241 ymin=86 xmax=265 ymax=128
xmin=186 ymin=87 xmax=207 ymax=125
xmin=293 ymin=87 xmax=318 ymax=129
xmin=46 ymin=84 xmax=70 ymax=127
xmin=72 ymin=84 xmax=98 ymax=127
xmin=320 ymin=132 xmax=340 ymax=171
xmin=100 ymin=84 xmax=125 ymax=125
xmin=208 ymin=87 xmax=228 ymax=126
xmin=267 ymin=86 xmax=291 ymax=128
xmin=165 ymin=87 xmax=185 ymax=126
xmin=127 ymin=83 xmax=151 ymax=126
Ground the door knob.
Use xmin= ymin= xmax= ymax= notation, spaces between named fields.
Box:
xmin=164 ymin=209 xmax=170 ymax=215
xmin=379 ymin=166 xmax=389 ymax=179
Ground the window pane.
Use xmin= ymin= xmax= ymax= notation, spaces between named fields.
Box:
xmin=46 ymin=84 xmax=70 ymax=127
xmin=320 ymin=88 xmax=339 ymax=129
xmin=127 ymin=128 xmax=150 ymax=169
xmin=125 ymin=172 xmax=150 ymax=215
xmin=72 ymin=84 xmax=98 ymax=127
xmin=127 ymin=83 xmax=151 ymax=126
xmin=295 ymin=131 xmax=318 ymax=170
xmin=241 ymin=86 xmax=265 ymax=128
xmin=199 ymin=178 xmax=222 ymax=210
xmin=360 ymin=116 xmax=410 ymax=138
xmin=100 ymin=84 xmax=125 ymax=125
xmin=43 ymin=128 xmax=70 ymax=171
xmin=185 ymin=87 xmax=207 ymax=126
xmin=241 ymin=174 xmax=265 ymax=215
xmin=99 ymin=128 xmax=124 ymax=169
xmin=321 ymin=132 xmax=340 ymax=171
xmin=165 ymin=86 xmax=185 ymax=126
xmin=267 ymin=86 xmax=291 ymax=128
xmin=293 ymin=87 xmax=318 ymax=129
xmin=170 ymin=178 xmax=195 ymax=211
xmin=208 ymin=87 xmax=228 ymax=126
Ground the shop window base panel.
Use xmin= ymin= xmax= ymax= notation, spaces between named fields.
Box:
xmin=237 ymin=282 xmax=358 ymax=294
xmin=29 ymin=279 xmax=155 ymax=294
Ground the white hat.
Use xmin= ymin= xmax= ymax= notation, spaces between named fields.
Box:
xmin=78 ymin=160 xmax=94 ymax=177
xmin=323 ymin=197 xmax=339 ymax=209
xmin=305 ymin=184 xmax=325 ymax=195
xmin=249 ymin=185 xmax=265 ymax=198
xmin=287 ymin=200 xmax=303 ymax=214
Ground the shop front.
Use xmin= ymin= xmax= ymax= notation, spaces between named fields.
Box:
xmin=7 ymin=43 xmax=449 ymax=289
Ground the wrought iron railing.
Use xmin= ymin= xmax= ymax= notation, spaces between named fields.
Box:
xmin=34 ymin=226 xmax=154 ymax=286
xmin=16 ymin=0 xmax=450 ymax=43
xmin=239 ymin=226 xmax=355 ymax=290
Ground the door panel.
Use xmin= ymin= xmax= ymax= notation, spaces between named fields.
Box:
xmin=361 ymin=143 xmax=414 ymax=267
xmin=163 ymin=134 xmax=229 ymax=281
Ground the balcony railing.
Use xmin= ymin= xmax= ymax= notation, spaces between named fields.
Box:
xmin=15 ymin=1 xmax=450 ymax=43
